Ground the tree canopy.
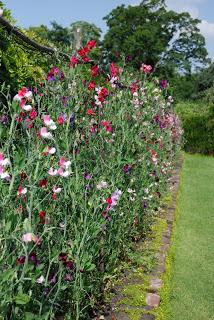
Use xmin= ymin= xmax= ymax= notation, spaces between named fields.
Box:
xmin=103 ymin=0 xmax=208 ymax=73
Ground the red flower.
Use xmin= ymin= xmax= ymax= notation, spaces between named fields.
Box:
xmin=29 ymin=109 xmax=37 ymax=120
xmin=130 ymin=82 xmax=138 ymax=94
xmin=110 ymin=63 xmax=118 ymax=78
xmin=59 ymin=252 xmax=67 ymax=262
xmin=57 ymin=116 xmax=65 ymax=125
xmin=70 ymin=56 xmax=79 ymax=68
xmin=87 ymin=40 xmax=97 ymax=49
xmin=88 ymin=81 xmax=96 ymax=91
xmin=20 ymin=172 xmax=27 ymax=180
xmin=91 ymin=65 xmax=99 ymax=77
xmin=87 ymin=109 xmax=96 ymax=116
xmin=99 ymin=88 xmax=108 ymax=98
xmin=78 ymin=47 xmax=89 ymax=58
xmin=106 ymin=198 xmax=112 ymax=205
xmin=102 ymin=121 xmax=113 ymax=133
xmin=52 ymin=193 xmax=57 ymax=200
xmin=16 ymin=256 xmax=26 ymax=265
xmin=39 ymin=179 xmax=48 ymax=188
xmin=39 ymin=211 xmax=46 ymax=218
xmin=18 ymin=87 xmax=28 ymax=98
xmin=83 ymin=56 xmax=90 ymax=62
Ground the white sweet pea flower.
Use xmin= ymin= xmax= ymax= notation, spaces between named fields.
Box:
xmin=36 ymin=275 xmax=45 ymax=284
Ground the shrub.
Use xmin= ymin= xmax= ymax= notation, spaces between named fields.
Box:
xmin=0 ymin=43 xmax=181 ymax=319
xmin=176 ymin=101 xmax=214 ymax=154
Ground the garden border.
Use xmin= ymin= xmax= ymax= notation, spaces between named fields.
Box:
xmin=101 ymin=154 xmax=184 ymax=320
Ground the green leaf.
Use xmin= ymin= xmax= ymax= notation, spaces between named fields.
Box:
xmin=23 ymin=218 xmax=32 ymax=232
xmin=14 ymin=293 xmax=30 ymax=305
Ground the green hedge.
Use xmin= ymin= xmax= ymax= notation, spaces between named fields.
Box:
xmin=176 ymin=102 xmax=214 ymax=154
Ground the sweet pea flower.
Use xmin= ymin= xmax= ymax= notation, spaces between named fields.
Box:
xmin=22 ymin=232 xmax=34 ymax=243
xmin=40 ymin=127 xmax=53 ymax=139
xmin=13 ymin=87 xmax=32 ymax=102
xmin=0 ymin=152 xmax=10 ymax=167
xmin=57 ymin=168 xmax=70 ymax=177
xmin=42 ymin=146 xmax=56 ymax=156
xmin=84 ymin=173 xmax=92 ymax=180
xmin=22 ymin=105 xmax=33 ymax=112
xmin=140 ymin=63 xmax=152 ymax=73
xmin=70 ymin=56 xmax=79 ymax=68
xmin=37 ymin=275 xmax=45 ymax=284
xmin=48 ymin=167 xmax=58 ymax=176
xmin=48 ymin=147 xmax=56 ymax=154
xmin=87 ymin=39 xmax=97 ymax=49
xmin=17 ymin=185 xmax=27 ymax=196
xmin=97 ymin=181 xmax=108 ymax=190
xmin=42 ymin=115 xmax=56 ymax=130
xmin=59 ymin=157 xmax=71 ymax=169
xmin=53 ymin=186 xmax=62 ymax=193
xmin=0 ymin=166 xmax=10 ymax=180
xmin=106 ymin=189 xmax=122 ymax=211
xmin=57 ymin=115 xmax=66 ymax=125
xmin=151 ymin=151 xmax=158 ymax=165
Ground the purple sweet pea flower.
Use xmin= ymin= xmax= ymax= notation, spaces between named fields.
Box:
xmin=160 ymin=79 xmax=168 ymax=89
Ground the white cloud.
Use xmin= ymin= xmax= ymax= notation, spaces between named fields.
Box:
xmin=166 ymin=0 xmax=200 ymax=17
xmin=200 ymin=20 xmax=214 ymax=38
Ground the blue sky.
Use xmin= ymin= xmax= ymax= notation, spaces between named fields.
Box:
xmin=4 ymin=0 xmax=214 ymax=59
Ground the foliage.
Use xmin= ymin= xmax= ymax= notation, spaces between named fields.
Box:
xmin=0 ymin=2 xmax=47 ymax=95
xmin=176 ymin=102 xmax=214 ymax=154
xmin=29 ymin=21 xmax=102 ymax=52
xmin=0 ymin=39 xmax=181 ymax=319
xmin=102 ymin=0 xmax=208 ymax=73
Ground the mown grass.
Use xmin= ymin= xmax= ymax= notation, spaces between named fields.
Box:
xmin=162 ymin=154 xmax=214 ymax=320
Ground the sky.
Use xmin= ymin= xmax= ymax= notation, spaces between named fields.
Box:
xmin=3 ymin=0 xmax=214 ymax=60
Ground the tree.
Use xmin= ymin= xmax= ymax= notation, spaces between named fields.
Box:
xmin=103 ymin=0 xmax=208 ymax=73
xmin=69 ymin=21 xmax=101 ymax=50
xmin=29 ymin=21 xmax=101 ymax=52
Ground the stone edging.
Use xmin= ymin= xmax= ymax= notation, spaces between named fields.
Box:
xmin=102 ymin=155 xmax=183 ymax=320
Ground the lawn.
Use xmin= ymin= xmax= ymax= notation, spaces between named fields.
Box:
xmin=168 ymin=154 xmax=214 ymax=319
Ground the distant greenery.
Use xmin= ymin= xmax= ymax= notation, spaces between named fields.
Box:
xmin=171 ymin=62 xmax=214 ymax=101
xmin=29 ymin=21 xmax=102 ymax=53
xmin=175 ymin=98 xmax=214 ymax=154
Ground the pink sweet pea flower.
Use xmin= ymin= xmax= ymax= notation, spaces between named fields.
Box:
xmin=57 ymin=168 xmax=70 ymax=177
xmin=39 ymin=127 xmax=53 ymax=139
xmin=13 ymin=87 xmax=32 ymax=101
xmin=48 ymin=147 xmax=56 ymax=154
xmin=59 ymin=157 xmax=71 ymax=169
xmin=22 ymin=232 xmax=34 ymax=243
xmin=0 ymin=152 xmax=10 ymax=167
xmin=0 ymin=165 xmax=10 ymax=180
xmin=53 ymin=186 xmax=62 ymax=193
xmin=17 ymin=185 xmax=27 ymax=196
xmin=140 ymin=63 xmax=152 ymax=73
xmin=42 ymin=115 xmax=57 ymax=130
xmin=48 ymin=167 xmax=58 ymax=176
xmin=22 ymin=105 xmax=33 ymax=112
